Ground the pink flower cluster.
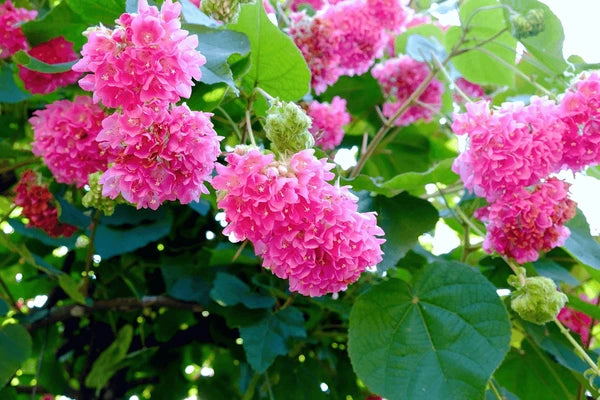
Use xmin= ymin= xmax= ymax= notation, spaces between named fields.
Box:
xmin=30 ymin=96 xmax=109 ymax=188
xmin=0 ymin=0 xmax=36 ymax=59
xmin=18 ymin=36 xmax=81 ymax=94
xmin=14 ymin=170 xmax=77 ymax=238
xmin=97 ymin=104 xmax=221 ymax=210
xmin=371 ymin=55 xmax=444 ymax=126
xmin=290 ymin=0 xmax=411 ymax=93
xmin=73 ymin=0 xmax=204 ymax=110
xmin=212 ymin=147 xmax=385 ymax=296
xmin=452 ymin=97 xmax=564 ymax=202
xmin=558 ymin=72 xmax=600 ymax=171
xmin=558 ymin=294 xmax=597 ymax=345
xmin=454 ymin=77 xmax=487 ymax=103
xmin=475 ymin=178 xmax=576 ymax=264
xmin=306 ymin=96 xmax=350 ymax=150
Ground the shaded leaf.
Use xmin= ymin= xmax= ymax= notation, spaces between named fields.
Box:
xmin=210 ymin=272 xmax=274 ymax=309
xmin=0 ymin=324 xmax=32 ymax=388
xmin=85 ymin=325 xmax=133 ymax=389
xmin=564 ymin=210 xmax=600 ymax=269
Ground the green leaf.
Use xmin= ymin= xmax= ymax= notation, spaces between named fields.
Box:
xmin=0 ymin=64 xmax=30 ymax=103
xmin=56 ymin=195 xmax=91 ymax=229
xmin=180 ymin=0 xmax=219 ymax=27
xmin=533 ymin=259 xmax=579 ymax=286
xmin=406 ymin=34 xmax=447 ymax=63
xmin=22 ymin=1 xmax=89 ymax=49
xmin=239 ymin=307 xmax=306 ymax=373
xmin=0 ymin=300 xmax=8 ymax=317
xmin=320 ymin=73 xmax=384 ymax=115
xmin=564 ymin=210 xmax=600 ymax=269
xmin=494 ymin=341 xmax=578 ymax=400
xmin=184 ymin=25 xmax=251 ymax=93
xmin=500 ymin=0 xmax=567 ymax=73
xmin=210 ymin=272 xmax=275 ymax=309
xmin=161 ymin=254 xmax=212 ymax=305
xmin=8 ymin=219 xmax=78 ymax=249
xmin=376 ymin=193 xmax=439 ymax=271
xmin=85 ymin=325 xmax=133 ymax=389
xmin=348 ymin=260 xmax=511 ymax=400
xmin=446 ymin=0 xmax=517 ymax=86
xmin=229 ymin=1 xmax=310 ymax=100
xmin=12 ymin=50 xmax=77 ymax=74
xmin=57 ymin=274 xmax=86 ymax=305
xmin=0 ymin=324 xmax=32 ymax=388
xmin=95 ymin=211 xmax=173 ymax=259
xmin=396 ymin=24 xmax=445 ymax=55
xmin=187 ymin=83 xmax=228 ymax=112
xmin=564 ymin=294 xmax=600 ymax=322
xmin=346 ymin=159 xmax=459 ymax=197
xmin=64 ymin=0 xmax=126 ymax=26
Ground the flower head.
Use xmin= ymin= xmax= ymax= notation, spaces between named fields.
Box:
xmin=0 ymin=0 xmax=37 ymax=59
xmin=307 ymin=96 xmax=350 ymax=150
xmin=30 ymin=96 xmax=109 ymax=188
xmin=18 ymin=37 xmax=80 ymax=94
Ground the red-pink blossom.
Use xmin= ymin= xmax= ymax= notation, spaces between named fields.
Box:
xmin=558 ymin=294 xmax=597 ymax=344
xmin=558 ymin=72 xmax=600 ymax=171
xmin=30 ymin=96 xmax=109 ymax=188
xmin=307 ymin=96 xmax=350 ymax=150
xmin=454 ymin=77 xmax=487 ymax=103
xmin=73 ymin=0 xmax=204 ymax=110
xmin=212 ymin=147 xmax=385 ymax=297
xmin=0 ymin=0 xmax=37 ymax=59
xmin=97 ymin=104 xmax=221 ymax=210
xmin=18 ymin=37 xmax=80 ymax=94
xmin=452 ymin=97 xmax=565 ymax=201
xmin=14 ymin=170 xmax=77 ymax=238
xmin=475 ymin=178 xmax=576 ymax=264
xmin=372 ymin=55 xmax=444 ymax=126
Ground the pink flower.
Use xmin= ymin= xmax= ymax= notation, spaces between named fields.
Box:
xmin=558 ymin=72 xmax=600 ymax=171
xmin=372 ymin=55 xmax=444 ymax=126
xmin=290 ymin=0 xmax=411 ymax=94
xmin=14 ymin=170 xmax=77 ymax=238
xmin=213 ymin=147 xmax=385 ymax=296
xmin=454 ymin=77 xmax=487 ymax=103
xmin=0 ymin=0 xmax=37 ymax=59
xmin=307 ymin=96 xmax=350 ymax=150
xmin=73 ymin=0 xmax=204 ymax=110
xmin=30 ymin=96 xmax=109 ymax=188
xmin=558 ymin=294 xmax=597 ymax=344
xmin=452 ymin=97 xmax=565 ymax=201
xmin=475 ymin=178 xmax=577 ymax=264
xmin=17 ymin=37 xmax=80 ymax=94
xmin=98 ymin=104 xmax=222 ymax=210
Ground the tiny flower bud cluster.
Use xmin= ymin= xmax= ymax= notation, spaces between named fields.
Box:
xmin=30 ymin=96 xmax=109 ymax=188
xmin=73 ymin=0 xmax=205 ymax=110
xmin=14 ymin=170 xmax=77 ymax=238
xmin=212 ymin=147 xmax=385 ymax=297
xmin=18 ymin=36 xmax=81 ymax=94
xmin=0 ymin=0 xmax=37 ymax=58
xmin=306 ymin=96 xmax=350 ymax=150
xmin=372 ymin=55 xmax=444 ymax=126
xmin=290 ymin=0 xmax=411 ymax=94
xmin=82 ymin=172 xmax=126 ymax=216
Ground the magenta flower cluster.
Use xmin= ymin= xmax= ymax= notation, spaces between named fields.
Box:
xmin=289 ymin=0 xmax=412 ymax=94
xmin=30 ymin=96 xmax=109 ymax=188
xmin=372 ymin=55 xmax=444 ymax=126
xmin=73 ymin=0 xmax=204 ymax=110
xmin=0 ymin=0 xmax=36 ymax=59
xmin=306 ymin=96 xmax=351 ymax=150
xmin=451 ymin=71 xmax=600 ymax=263
xmin=212 ymin=147 xmax=385 ymax=297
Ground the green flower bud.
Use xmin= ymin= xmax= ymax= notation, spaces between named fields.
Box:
xmin=82 ymin=172 xmax=125 ymax=216
xmin=264 ymin=99 xmax=314 ymax=157
xmin=509 ymin=274 xmax=567 ymax=325
xmin=510 ymin=9 xmax=545 ymax=39
xmin=201 ymin=0 xmax=243 ymax=24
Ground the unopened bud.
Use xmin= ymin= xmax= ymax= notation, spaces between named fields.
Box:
xmin=510 ymin=9 xmax=545 ymax=39
xmin=509 ymin=273 xmax=567 ymax=325
xmin=201 ymin=0 xmax=243 ymax=24
xmin=264 ymin=99 xmax=314 ymax=156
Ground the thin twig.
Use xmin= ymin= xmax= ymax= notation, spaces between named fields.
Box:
xmin=82 ymin=210 xmax=101 ymax=297
xmin=232 ymin=240 xmax=248 ymax=263
xmin=0 ymin=157 xmax=38 ymax=175
xmin=216 ymin=106 xmax=243 ymax=140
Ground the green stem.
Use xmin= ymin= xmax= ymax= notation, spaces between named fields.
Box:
xmin=554 ymin=318 xmax=600 ymax=377
xmin=454 ymin=205 xmax=485 ymax=237
xmin=431 ymin=53 xmax=473 ymax=104
xmin=83 ymin=211 xmax=101 ymax=297
xmin=504 ymin=258 xmax=526 ymax=286
xmin=265 ymin=371 xmax=275 ymax=400
xmin=216 ymin=106 xmax=243 ymax=141
xmin=245 ymin=109 xmax=257 ymax=147
xmin=0 ymin=157 xmax=38 ymax=175
xmin=242 ymin=372 xmax=261 ymax=400
xmin=488 ymin=379 xmax=503 ymax=400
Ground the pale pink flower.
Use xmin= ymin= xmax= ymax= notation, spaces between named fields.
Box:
xmin=213 ymin=147 xmax=385 ymax=297
xmin=307 ymin=96 xmax=350 ymax=150
xmin=30 ymin=96 xmax=109 ymax=188
xmin=18 ymin=37 xmax=80 ymax=94
xmin=98 ymin=104 xmax=222 ymax=210
xmin=0 ymin=0 xmax=37 ymax=59
xmin=452 ymin=97 xmax=565 ymax=201
xmin=73 ymin=0 xmax=204 ymax=110
xmin=372 ymin=55 xmax=444 ymax=126
xmin=558 ymin=72 xmax=600 ymax=171
xmin=475 ymin=178 xmax=576 ymax=264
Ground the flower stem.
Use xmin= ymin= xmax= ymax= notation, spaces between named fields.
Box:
xmin=555 ymin=318 xmax=600 ymax=378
